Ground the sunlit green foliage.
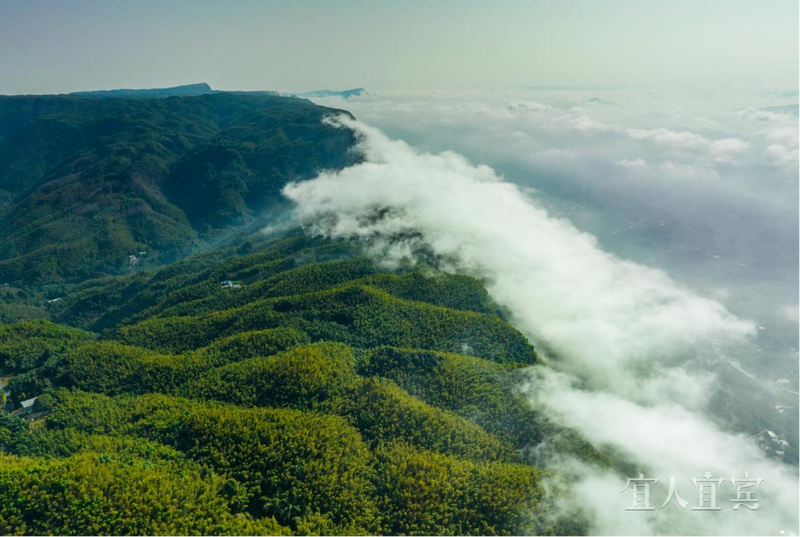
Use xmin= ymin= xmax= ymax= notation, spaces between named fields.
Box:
xmin=48 ymin=235 xmax=346 ymax=331
xmin=335 ymin=377 xmax=512 ymax=462
xmin=361 ymin=347 xmax=543 ymax=447
xmin=0 ymin=320 xmax=94 ymax=402
xmin=187 ymin=327 xmax=311 ymax=367
xmin=46 ymin=391 xmax=379 ymax=532
xmin=0 ymin=201 xmax=578 ymax=534
xmin=374 ymin=443 xmax=542 ymax=535
xmin=364 ymin=271 xmax=501 ymax=316
xmin=0 ymin=452 xmax=287 ymax=535
xmin=61 ymin=327 xmax=309 ymax=396
xmin=180 ymin=342 xmax=357 ymax=410
xmin=0 ymin=320 xmax=93 ymax=372
xmin=62 ymin=341 xmax=186 ymax=396
xmin=116 ymin=283 xmax=536 ymax=363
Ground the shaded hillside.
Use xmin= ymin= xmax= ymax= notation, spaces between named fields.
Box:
xmin=0 ymin=92 xmax=358 ymax=282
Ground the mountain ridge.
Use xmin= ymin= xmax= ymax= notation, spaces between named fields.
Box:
xmin=0 ymin=85 xmax=611 ymax=536
xmin=0 ymin=91 xmax=359 ymax=282
xmin=67 ymin=82 xmax=214 ymax=98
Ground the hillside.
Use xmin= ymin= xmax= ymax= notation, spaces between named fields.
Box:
xmin=0 ymin=231 xmax=604 ymax=535
xmin=0 ymin=90 xmax=358 ymax=282
xmin=0 ymin=90 xmax=614 ymax=535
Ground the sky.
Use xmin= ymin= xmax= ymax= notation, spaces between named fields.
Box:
xmin=1 ymin=1 xmax=798 ymax=533
xmin=0 ymin=0 xmax=798 ymax=95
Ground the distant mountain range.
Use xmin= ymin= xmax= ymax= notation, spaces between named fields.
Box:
xmin=67 ymin=83 xmax=214 ymax=98
xmin=64 ymin=83 xmax=367 ymax=101
xmin=762 ymin=104 xmax=799 ymax=117
xmin=0 ymin=89 xmax=358 ymax=282
xmin=295 ymin=88 xmax=366 ymax=99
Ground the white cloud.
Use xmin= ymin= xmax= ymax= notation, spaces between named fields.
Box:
xmin=529 ymin=369 xmax=799 ymax=536
xmin=506 ymin=100 xmax=551 ymax=113
xmin=538 ymin=147 xmax=577 ymax=159
xmin=709 ymin=138 xmax=749 ymax=160
xmin=766 ymin=143 xmax=799 ymax=170
xmin=735 ymin=107 xmax=796 ymax=123
xmin=285 ymin=118 xmax=754 ymax=390
xmin=282 ymin=116 xmax=797 ymax=535
xmin=658 ymin=161 xmax=713 ymax=179
xmin=282 ymin=117 xmax=798 ymax=535
xmin=290 ymin=119 xmax=761 ymax=412
xmin=614 ymin=157 xmax=647 ymax=169
xmin=569 ymin=115 xmax=612 ymax=132
xmin=780 ymin=304 xmax=799 ymax=323
xmin=626 ymin=127 xmax=709 ymax=150
xmin=768 ymin=126 xmax=799 ymax=144
xmin=625 ymin=132 xmax=748 ymax=162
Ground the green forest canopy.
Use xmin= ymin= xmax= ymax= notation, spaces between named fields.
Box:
xmin=0 ymin=92 xmax=618 ymax=535
xmin=0 ymin=230 xmax=629 ymax=535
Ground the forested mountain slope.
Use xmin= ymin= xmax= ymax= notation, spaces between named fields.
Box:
xmin=0 ymin=91 xmax=616 ymax=535
xmin=0 ymin=231 xmax=610 ymax=535
xmin=0 ymin=91 xmax=358 ymax=282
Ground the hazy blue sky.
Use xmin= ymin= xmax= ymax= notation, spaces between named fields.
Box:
xmin=1 ymin=0 xmax=797 ymax=94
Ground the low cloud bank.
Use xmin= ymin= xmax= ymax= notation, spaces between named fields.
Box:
xmin=282 ymin=117 xmax=799 ymax=535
